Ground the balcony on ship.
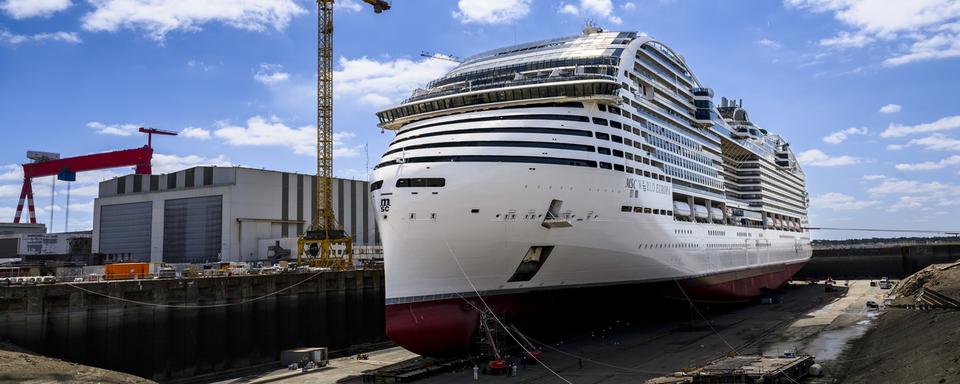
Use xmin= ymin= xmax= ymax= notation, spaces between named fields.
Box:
xmin=376 ymin=74 xmax=621 ymax=130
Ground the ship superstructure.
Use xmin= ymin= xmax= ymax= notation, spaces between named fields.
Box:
xmin=371 ymin=27 xmax=811 ymax=356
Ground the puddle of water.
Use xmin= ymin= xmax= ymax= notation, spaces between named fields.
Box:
xmin=804 ymin=322 xmax=871 ymax=361
xmin=764 ymin=310 xmax=880 ymax=360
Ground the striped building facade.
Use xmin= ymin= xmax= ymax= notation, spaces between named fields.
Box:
xmin=92 ymin=166 xmax=379 ymax=263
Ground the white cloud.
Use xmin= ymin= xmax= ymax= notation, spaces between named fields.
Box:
xmin=212 ymin=116 xmax=356 ymax=157
xmin=822 ymin=127 xmax=868 ymax=144
xmin=187 ymin=59 xmax=218 ymax=72
xmin=786 ymin=0 xmax=960 ymax=37
xmin=1 ymin=0 xmax=71 ymax=19
xmin=334 ymin=56 xmax=458 ymax=107
xmin=881 ymin=115 xmax=960 ymax=138
xmin=895 ymin=155 xmax=960 ymax=171
xmin=33 ymin=31 xmax=81 ymax=43
xmin=757 ymin=38 xmax=782 ymax=49
xmin=622 ymin=2 xmax=636 ymax=11
xmin=0 ymin=184 xmax=22 ymax=198
xmin=819 ymin=31 xmax=874 ymax=48
xmin=1 ymin=29 xmax=81 ymax=45
xmin=453 ymin=0 xmax=530 ymax=25
xmin=786 ymin=0 xmax=960 ymax=66
xmin=867 ymin=178 xmax=958 ymax=195
xmin=253 ymin=63 xmax=289 ymax=85
xmin=152 ymin=153 xmax=232 ymax=173
xmin=796 ymin=149 xmax=861 ymax=167
xmin=180 ymin=127 xmax=211 ymax=139
xmin=87 ymin=121 xmax=142 ymax=136
xmin=887 ymin=134 xmax=960 ymax=152
xmin=80 ymin=0 xmax=307 ymax=41
xmin=0 ymin=165 xmax=22 ymax=181
xmin=558 ymin=0 xmax=622 ymax=25
xmin=810 ymin=192 xmax=880 ymax=210
xmin=334 ymin=0 xmax=362 ymax=12
xmin=883 ymin=29 xmax=960 ymax=66
xmin=0 ymin=29 xmax=28 ymax=45
xmin=879 ymin=103 xmax=902 ymax=114
xmin=559 ymin=4 xmax=579 ymax=16
xmin=905 ymin=134 xmax=960 ymax=151
xmin=889 ymin=195 xmax=932 ymax=211
xmin=862 ymin=174 xmax=886 ymax=180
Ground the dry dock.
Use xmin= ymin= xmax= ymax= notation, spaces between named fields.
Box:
xmin=240 ymin=280 xmax=883 ymax=384
xmin=0 ymin=270 xmax=387 ymax=382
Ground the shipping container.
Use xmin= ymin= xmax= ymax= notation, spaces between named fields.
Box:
xmin=104 ymin=262 xmax=150 ymax=280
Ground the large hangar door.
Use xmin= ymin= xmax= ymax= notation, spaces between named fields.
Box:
xmin=99 ymin=201 xmax=153 ymax=262
xmin=0 ymin=238 xmax=19 ymax=259
xmin=163 ymin=195 xmax=222 ymax=263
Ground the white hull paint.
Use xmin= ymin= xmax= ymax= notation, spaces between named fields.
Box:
xmin=373 ymin=161 xmax=812 ymax=304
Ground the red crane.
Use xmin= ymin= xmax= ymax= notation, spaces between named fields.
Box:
xmin=12 ymin=127 xmax=177 ymax=224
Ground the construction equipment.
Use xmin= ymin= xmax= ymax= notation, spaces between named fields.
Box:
xmin=13 ymin=127 xmax=176 ymax=224
xmin=297 ymin=0 xmax=390 ymax=270
xmin=479 ymin=314 xmax=508 ymax=371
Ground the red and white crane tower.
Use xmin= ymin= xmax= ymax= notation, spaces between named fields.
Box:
xmin=12 ymin=127 xmax=176 ymax=225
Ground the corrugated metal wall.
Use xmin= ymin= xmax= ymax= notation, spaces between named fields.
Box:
xmin=99 ymin=201 xmax=153 ymax=261
xmin=163 ymin=195 xmax=222 ymax=263
xmin=282 ymin=174 xmax=378 ymax=245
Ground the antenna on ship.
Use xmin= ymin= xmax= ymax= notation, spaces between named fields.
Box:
xmin=583 ymin=20 xmax=603 ymax=35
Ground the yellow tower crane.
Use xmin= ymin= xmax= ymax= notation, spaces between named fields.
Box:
xmin=298 ymin=0 xmax=390 ymax=270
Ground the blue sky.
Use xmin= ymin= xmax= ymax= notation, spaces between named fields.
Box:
xmin=1 ymin=0 xmax=958 ymax=238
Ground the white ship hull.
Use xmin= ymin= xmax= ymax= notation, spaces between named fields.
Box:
xmin=372 ymin=161 xmax=810 ymax=355
xmin=370 ymin=29 xmax=813 ymax=356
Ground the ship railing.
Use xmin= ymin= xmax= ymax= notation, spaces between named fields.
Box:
xmin=402 ymin=73 xmax=617 ymax=104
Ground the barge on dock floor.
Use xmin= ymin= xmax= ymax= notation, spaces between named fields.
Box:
xmin=647 ymin=354 xmax=815 ymax=384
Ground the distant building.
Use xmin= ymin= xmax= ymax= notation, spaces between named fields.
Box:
xmin=0 ymin=223 xmax=48 ymax=262
xmin=92 ymin=166 xmax=379 ymax=263
xmin=0 ymin=223 xmax=46 ymax=236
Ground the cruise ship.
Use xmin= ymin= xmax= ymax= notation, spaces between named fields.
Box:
xmin=370 ymin=26 xmax=812 ymax=356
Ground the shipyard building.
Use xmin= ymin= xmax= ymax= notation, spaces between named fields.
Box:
xmin=92 ymin=166 xmax=379 ymax=263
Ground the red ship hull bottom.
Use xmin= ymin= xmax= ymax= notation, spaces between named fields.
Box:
xmin=386 ymin=262 xmax=807 ymax=356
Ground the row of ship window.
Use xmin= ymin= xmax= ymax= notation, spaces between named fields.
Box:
xmin=370 ymin=178 xmax=446 ymax=192
xmin=641 ymin=243 xmax=700 ymax=249
xmin=621 ymin=205 xmax=673 ymax=216
xmin=595 ymin=103 xmax=722 ymax=192
xmin=382 ymin=106 xmax=715 ymax=192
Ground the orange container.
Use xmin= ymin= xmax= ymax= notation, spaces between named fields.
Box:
xmin=104 ymin=262 xmax=150 ymax=280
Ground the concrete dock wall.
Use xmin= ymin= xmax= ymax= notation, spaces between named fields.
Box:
xmin=798 ymin=243 xmax=960 ymax=279
xmin=0 ymin=270 xmax=386 ymax=382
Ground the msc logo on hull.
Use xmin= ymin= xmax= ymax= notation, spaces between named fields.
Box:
xmin=626 ymin=177 xmax=670 ymax=195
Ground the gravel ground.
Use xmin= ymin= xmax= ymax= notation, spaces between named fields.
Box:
xmin=0 ymin=342 xmax=153 ymax=384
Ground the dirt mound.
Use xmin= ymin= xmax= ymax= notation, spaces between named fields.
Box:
xmin=891 ymin=261 xmax=960 ymax=305
xmin=0 ymin=342 xmax=154 ymax=384
xmin=839 ymin=262 xmax=960 ymax=383
xmin=839 ymin=310 xmax=960 ymax=383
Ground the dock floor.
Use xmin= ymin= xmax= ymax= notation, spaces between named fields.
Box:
xmin=232 ymin=280 xmax=883 ymax=383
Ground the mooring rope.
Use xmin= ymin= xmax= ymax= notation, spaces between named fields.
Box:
xmin=63 ymin=269 xmax=330 ymax=309
xmin=672 ymin=280 xmax=739 ymax=355
xmin=441 ymin=238 xmax=574 ymax=384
